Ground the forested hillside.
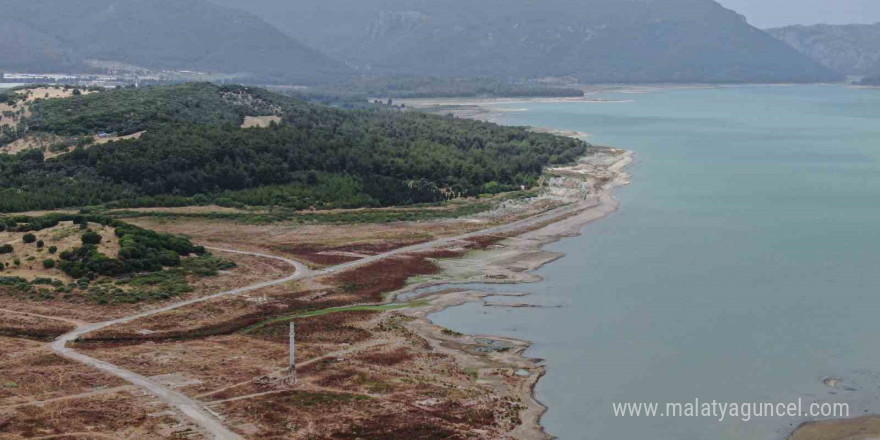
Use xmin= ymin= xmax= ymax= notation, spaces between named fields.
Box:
xmin=214 ymin=0 xmax=840 ymax=84
xmin=860 ymin=75 xmax=880 ymax=85
xmin=0 ymin=84 xmax=587 ymax=213
xmin=25 ymin=83 xmax=283 ymax=136
xmin=304 ymin=77 xmax=585 ymax=99
xmin=0 ymin=0 xmax=352 ymax=84
xmin=767 ymin=23 xmax=880 ymax=76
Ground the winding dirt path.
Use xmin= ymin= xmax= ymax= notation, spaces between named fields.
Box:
xmin=51 ymin=249 xmax=310 ymax=440
xmin=48 ymin=197 xmax=602 ymax=439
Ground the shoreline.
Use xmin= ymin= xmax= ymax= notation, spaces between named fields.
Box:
xmin=399 ymin=83 xmax=853 ymax=126
xmin=405 ymin=87 xmax=878 ymax=440
xmin=394 ymin=135 xmax=635 ymax=439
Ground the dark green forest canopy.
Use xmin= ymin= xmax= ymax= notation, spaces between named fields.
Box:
xmin=25 ymin=83 xmax=287 ymax=136
xmin=301 ymin=77 xmax=585 ymax=100
xmin=0 ymin=83 xmax=587 ymax=213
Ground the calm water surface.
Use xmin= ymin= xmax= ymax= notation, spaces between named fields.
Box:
xmin=429 ymin=85 xmax=880 ymax=439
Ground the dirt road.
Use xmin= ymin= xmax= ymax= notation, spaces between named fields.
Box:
xmin=51 ymin=249 xmax=310 ymax=440
xmin=49 ymin=198 xmax=600 ymax=439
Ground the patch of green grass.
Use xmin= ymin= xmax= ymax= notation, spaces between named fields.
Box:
xmin=243 ymin=302 xmax=425 ymax=334
xmin=86 ymin=281 xmax=192 ymax=305
xmin=181 ymin=255 xmax=237 ymax=276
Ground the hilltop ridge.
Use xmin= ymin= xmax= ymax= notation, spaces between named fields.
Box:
xmin=213 ymin=0 xmax=841 ymax=84
xmin=0 ymin=0 xmax=353 ymax=84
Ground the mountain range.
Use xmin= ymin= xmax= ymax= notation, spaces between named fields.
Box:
xmin=1 ymin=0 xmax=847 ymax=85
xmin=212 ymin=0 xmax=841 ymax=84
xmin=0 ymin=0 xmax=352 ymax=84
xmin=767 ymin=23 xmax=880 ymax=77
xmin=859 ymin=74 xmax=880 ymax=85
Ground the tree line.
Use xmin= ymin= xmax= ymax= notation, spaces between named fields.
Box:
xmin=0 ymin=83 xmax=587 ymax=212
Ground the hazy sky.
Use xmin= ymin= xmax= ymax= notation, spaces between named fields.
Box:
xmin=717 ymin=0 xmax=880 ymax=28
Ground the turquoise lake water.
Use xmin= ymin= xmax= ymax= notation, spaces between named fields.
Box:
xmin=429 ymin=85 xmax=880 ymax=439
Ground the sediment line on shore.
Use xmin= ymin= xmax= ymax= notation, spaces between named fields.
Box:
xmin=398 ymin=147 xmax=634 ymax=439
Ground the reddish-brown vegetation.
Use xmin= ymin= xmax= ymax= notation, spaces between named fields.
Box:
xmin=0 ymin=314 xmax=74 ymax=341
xmin=250 ymin=310 xmax=377 ymax=345
xmin=273 ymin=245 xmax=361 ymax=267
xmin=75 ymin=298 xmax=352 ymax=344
xmin=0 ymin=394 xmax=178 ymax=439
xmin=274 ymin=239 xmax=430 ymax=268
xmin=328 ymin=410 xmax=470 ymax=440
xmin=410 ymin=248 xmax=468 ymax=259
xmin=327 ymin=256 xmax=441 ymax=302
xmin=0 ymin=337 xmax=125 ymax=404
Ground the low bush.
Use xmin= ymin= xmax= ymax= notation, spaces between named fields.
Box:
xmin=81 ymin=231 xmax=102 ymax=245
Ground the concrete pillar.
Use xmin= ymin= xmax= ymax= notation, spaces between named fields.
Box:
xmin=289 ymin=322 xmax=296 ymax=377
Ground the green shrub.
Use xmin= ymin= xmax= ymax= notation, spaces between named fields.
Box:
xmin=49 ymin=142 xmax=70 ymax=153
xmin=23 ymin=233 xmax=36 ymax=244
xmin=81 ymin=231 xmax=102 ymax=245
xmin=181 ymin=255 xmax=237 ymax=276
xmin=36 ymin=240 xmax=44 ymax=248
xmin=0 ymin=244 xmax=12 ymax=254
xmin=48 ymin=246 xmax=57 ymax=254
xmin=43 ymin=259 xmax=56 ymax=269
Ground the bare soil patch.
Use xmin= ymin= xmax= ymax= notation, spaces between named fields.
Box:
xmin=91 ymin=130 xmax=145 ymax=145
xmin=241 ymin=116 xmax=282 ymax=128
